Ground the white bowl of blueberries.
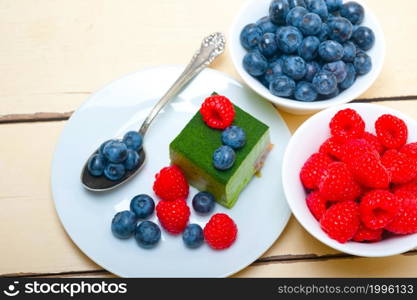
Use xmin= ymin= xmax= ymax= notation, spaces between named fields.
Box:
xmin=230 ymin=0 xmax=385 ymax=115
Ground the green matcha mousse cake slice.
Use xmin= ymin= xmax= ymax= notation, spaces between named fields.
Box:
xmin=169 ymin=104 xmax=270 ymax=209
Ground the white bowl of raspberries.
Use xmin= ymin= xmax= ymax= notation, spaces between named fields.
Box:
xmin=230 ymin=0 xmax=385 ymax=115
xmin=282 ymin=103 xmax=417 ymax=257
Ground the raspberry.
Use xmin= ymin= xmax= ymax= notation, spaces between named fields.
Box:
xmin=400 ymin=142 xmax=417 ymax=160
xmin=199 ymin=95 xmax=235 ymax=129
xmin=393 ymin=183 xmax=417 ymax=197
xmin=153 ymin=165 xmax=189 ymax=201
xmin=385 ymin=192 xmax=417 ymax=234
xmin=381 ymin=149 xmax=417 ymax=184
xmin=340 ymin=138 xmax=379 ymax=162
xmin=306 ymin=191 xmax=328 ymax=220
xmin=352 ymin=224 xmax=383 ymax=242
xmin=375 ymin=114 xmax=408 ymax=149
xmin=320 ymin=201 xmax=360 ymax=243
xmin=204 ymin=213 xmax=237 ymax=250
xmin=359 ymin=190 xmax=400 ymax=230
xmin=329 ymin=108 xmax=365 ymax=142
xmin=361 ymin=132 xmax=385 ymax=155
xmin=318 ymin=162 xmax=361 ymax=202
xmin=156 ymin=199 xmax=190 ymax=234
xmin=300 ymin=153 xmax=333 ymax=190
xmin=319 ymin=137 xmax=345 ymax=160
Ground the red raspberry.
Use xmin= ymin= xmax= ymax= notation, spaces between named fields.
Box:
xmin=318 ymin=162 xmax=361 ymax=202
xmin=199 ymin=95 xmax=235 ymax=129
xmin=340 ymin=138 xmax=379 ymax=162
xmin=204 ymin=213 xmax=237 ymax=250
xmin=153 ymin=165 xmax=189 ymax=201
xmin=319 ymin=137 xmax=345 ymax=160
xmin=306 ymin=191 xmax=328 ymax=220
xmin=329 ymin=108 xmax=365 ymax=142
xmin=300 ymin=153 xmax=333 ymax=190
xmin=320 ymin=201 xmax=360 ymax=243
xmin=385 ymin=192 xmax=417 ymax=234
xmin=156 ymin=199 xmax=190 ymax=234
xmin=375 ymin=114 xmax=408 ymax=149
xmin=361 ymin=132 xmax=385 ymax=155
xmin=352 ymin=224 xmax=383 ymax=242
xmin=381 ymin=149 xmax=417 ymax=184
xmin=393 ymin=183 xmax=417 ymax=197
xmin=359 ymin=190 xmax=400 ymax=230
xmin=400 ymin=142 xmax=417 ymax=160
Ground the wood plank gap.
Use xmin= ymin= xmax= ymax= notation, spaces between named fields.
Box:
xmin=355 ymin=95 xmax=417 ymax=103
xmin=0 ymin=112 xmax=73 ymax=124
xmin=1 ymin=269 xmax=108 ymax=278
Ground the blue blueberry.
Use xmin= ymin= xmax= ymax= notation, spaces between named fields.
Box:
xmin=354 ymin=51 xmax=372 ymax=75
xmin=304 ymin=61 xmax=320 ymax=82
xmin=339 ymin=63 xmax=357 ymax=90
xmin=295 ymin=81 xmax=318 ymax=102
xmin=305 ymin=0 xmax=329 ymax=21
xmin=130 ymin=194 xmax=155 ymax=219
xmin=319 ymin=86 xmax=340 ymax=99
xmin=104 ymin=163 xmax=125 ymax=181
xmin=87 ymin=154 xmax=106 ymax=176
xmin=298 ymin=36 xmax=320 ymax=61
xmin=317 ymin=22 xmax=329 ymax=41
xmin=322 ymin=60 xmax=347 ymax=83
xmin=243 ymin=51 xmax=268 ymax=76
xmin=342 ymin=41 xmax=357 ymax=62
xmin=263 ymin=59 xmax=284 ymax=84
xmin=286 ymin=6 xmax=308 ymax=27
xmin=135 ymin=221 xmax=161 ymax=249
xmin=340 ymin=1 xmax=364 ymax=25
xmin=99 ymin=139 xmax=118 ymax=155
xmin=352 ymin=26 xmax=375 ymax=51
xmin=192 ymin=192 xmax=215 ymax=215
xmin=103 ymin=140 xmax=128 ymax=163
xmin=312 ymin=71 xmax=338 ymax=95
xmin=122 ymin=131 xmax=143 ymax=151
xmin=222 ymin=126 xmax=246 ymax=149
xmin=289 ymin=0 xmax=306 ymax=8
xmin=318 ymin=40 xmax=344 ymax=62
xmin=276 ymin=26 xmax=303 ymax=54
xmin=269 ymin=0 xmax=291 ymax=25
xmin=283 ymin=56 xmax=307 ymax=80
xmin=256 ymin=16 xmax=278 ymax=34
xmin=258 ymin=33 xmax=279 ymax=57
xmin=325 ymin=0 xmax=342 ymax=12
xmin=269 ymin=75 xmax=296 ymax=97
xmin=213 ymin=145 xmax=236 ymax=171
xmin=327 ymin=17 xmax=353 ymax=43
xmin=111 ymin=210 xmax=137 ymax=239
xmin=123 ymin=149 xmax=140 ymax=171
xmin=182 ymin=224 xmax=204 ymax=249
xmin=299 ymin=13 xmax=322 ymax=36
xmin=240 ymin=23 xmax=263 ymax=50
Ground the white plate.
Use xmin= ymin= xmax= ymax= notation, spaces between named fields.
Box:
xmin=51 ymin=65 xmax=291 ymax=277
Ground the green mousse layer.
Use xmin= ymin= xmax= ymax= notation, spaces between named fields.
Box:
xmin=169 ymin=104 xmax=270 ymax=208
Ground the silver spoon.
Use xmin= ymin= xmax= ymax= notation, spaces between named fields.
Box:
xmin=81 ymin=32 xmax=226 ymax=191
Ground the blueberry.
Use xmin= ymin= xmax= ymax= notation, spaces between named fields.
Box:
xmin=111 ymin=210 xmax=137 ymax=239
xmin=240 ymin=24 xmax=263 ymax=50
xmin=352 ymin=26 xmax=375 ymax=51
xmin=276 ymin=26 xmax=303 ymax=54
xmin=269 ymin=75 xmax=296 ymax=97
xmin=325 ymin=0 xmax=342 ymax=12
xmin=222 ymin=126 xmax=246 ymax=149
xmin=354 ymin=51 xmax=372 ymax=75
xmin=263 ymin=59 xmax=284 ymax=84
xmin=299 ymin=13 xmax=322 ymax=36
xmin=135 ymin=221 xmax=161 ymax=249
xmin=339 ymin=63 xmax=357 ymax=90
xmin=327 ymin=17 xmax=353 ymax=43
xmin=322 ymin=60 xmax=347 ymax=83
xmin=192 ymin=192 xmax=215 ymax=214
xmin=123 ymin=149 xmax=140 ymax=171
xmin=317 ymin=22 xmax=329 ymax=41
xmin=130 ymin=194 xmax=155 ymax=219
xmin=269 ymin=0 xmax=291 ymax=25
xmin=305 ymin=0 xmax=328 ymax=21
xmin=286 ymin=6 xmax=308 ymax=27
xmin=182 ymin=224 xmax=204 ymax=249
xmin=258 ymin=33 xmax=279 ymax=57
xmin=298 ymin=36 xmax=320 ymax=61
xmin=312 ymin=71 xmax=338 ymax=95
xmin=318 ymin=40 xmax=344 ymax=62
xmin=289 ymin=0 xmax=306 ymax=8
xmin=99 ymin=139 xmax=118 ymax=155
xmin=319 ymin=86 xmax=340 ymax=99
xmin=213 ymin=145 xmax=236 ymax=170
xmin=243 ymin=51 xmax=268 ymax=76
xmin=104 ymin=163 xmax=125 ymax=181
xmin=342 ymin=41 xmax=357 ymax=62
xmin=256 ymin=16 xmax=278 ymax=34
xmin=295 ymin=81 xmax=318 ymax=101
xmin=340 ymin=1 xmax=364 ymax=25
xmin=122 ymin=131 xmax=143 ymax=151
xmin=103 ymin=140 xmax=128 ymax=163
xmin=304 ymin=61 xmax=320 ymax=82
xmin=283 ymin=56 xmax=307 ymax=80
xmin=87 ymin=154 xmax=106 ymax=176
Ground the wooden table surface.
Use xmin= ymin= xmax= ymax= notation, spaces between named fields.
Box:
xmin=1 ymin=0 xmax=417 ymax=278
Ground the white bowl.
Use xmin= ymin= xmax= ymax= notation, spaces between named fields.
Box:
xmin=230 ymin=0 xmax=385 ymax=115
xmin=282 ymin=103 xmax=417 ymax=257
